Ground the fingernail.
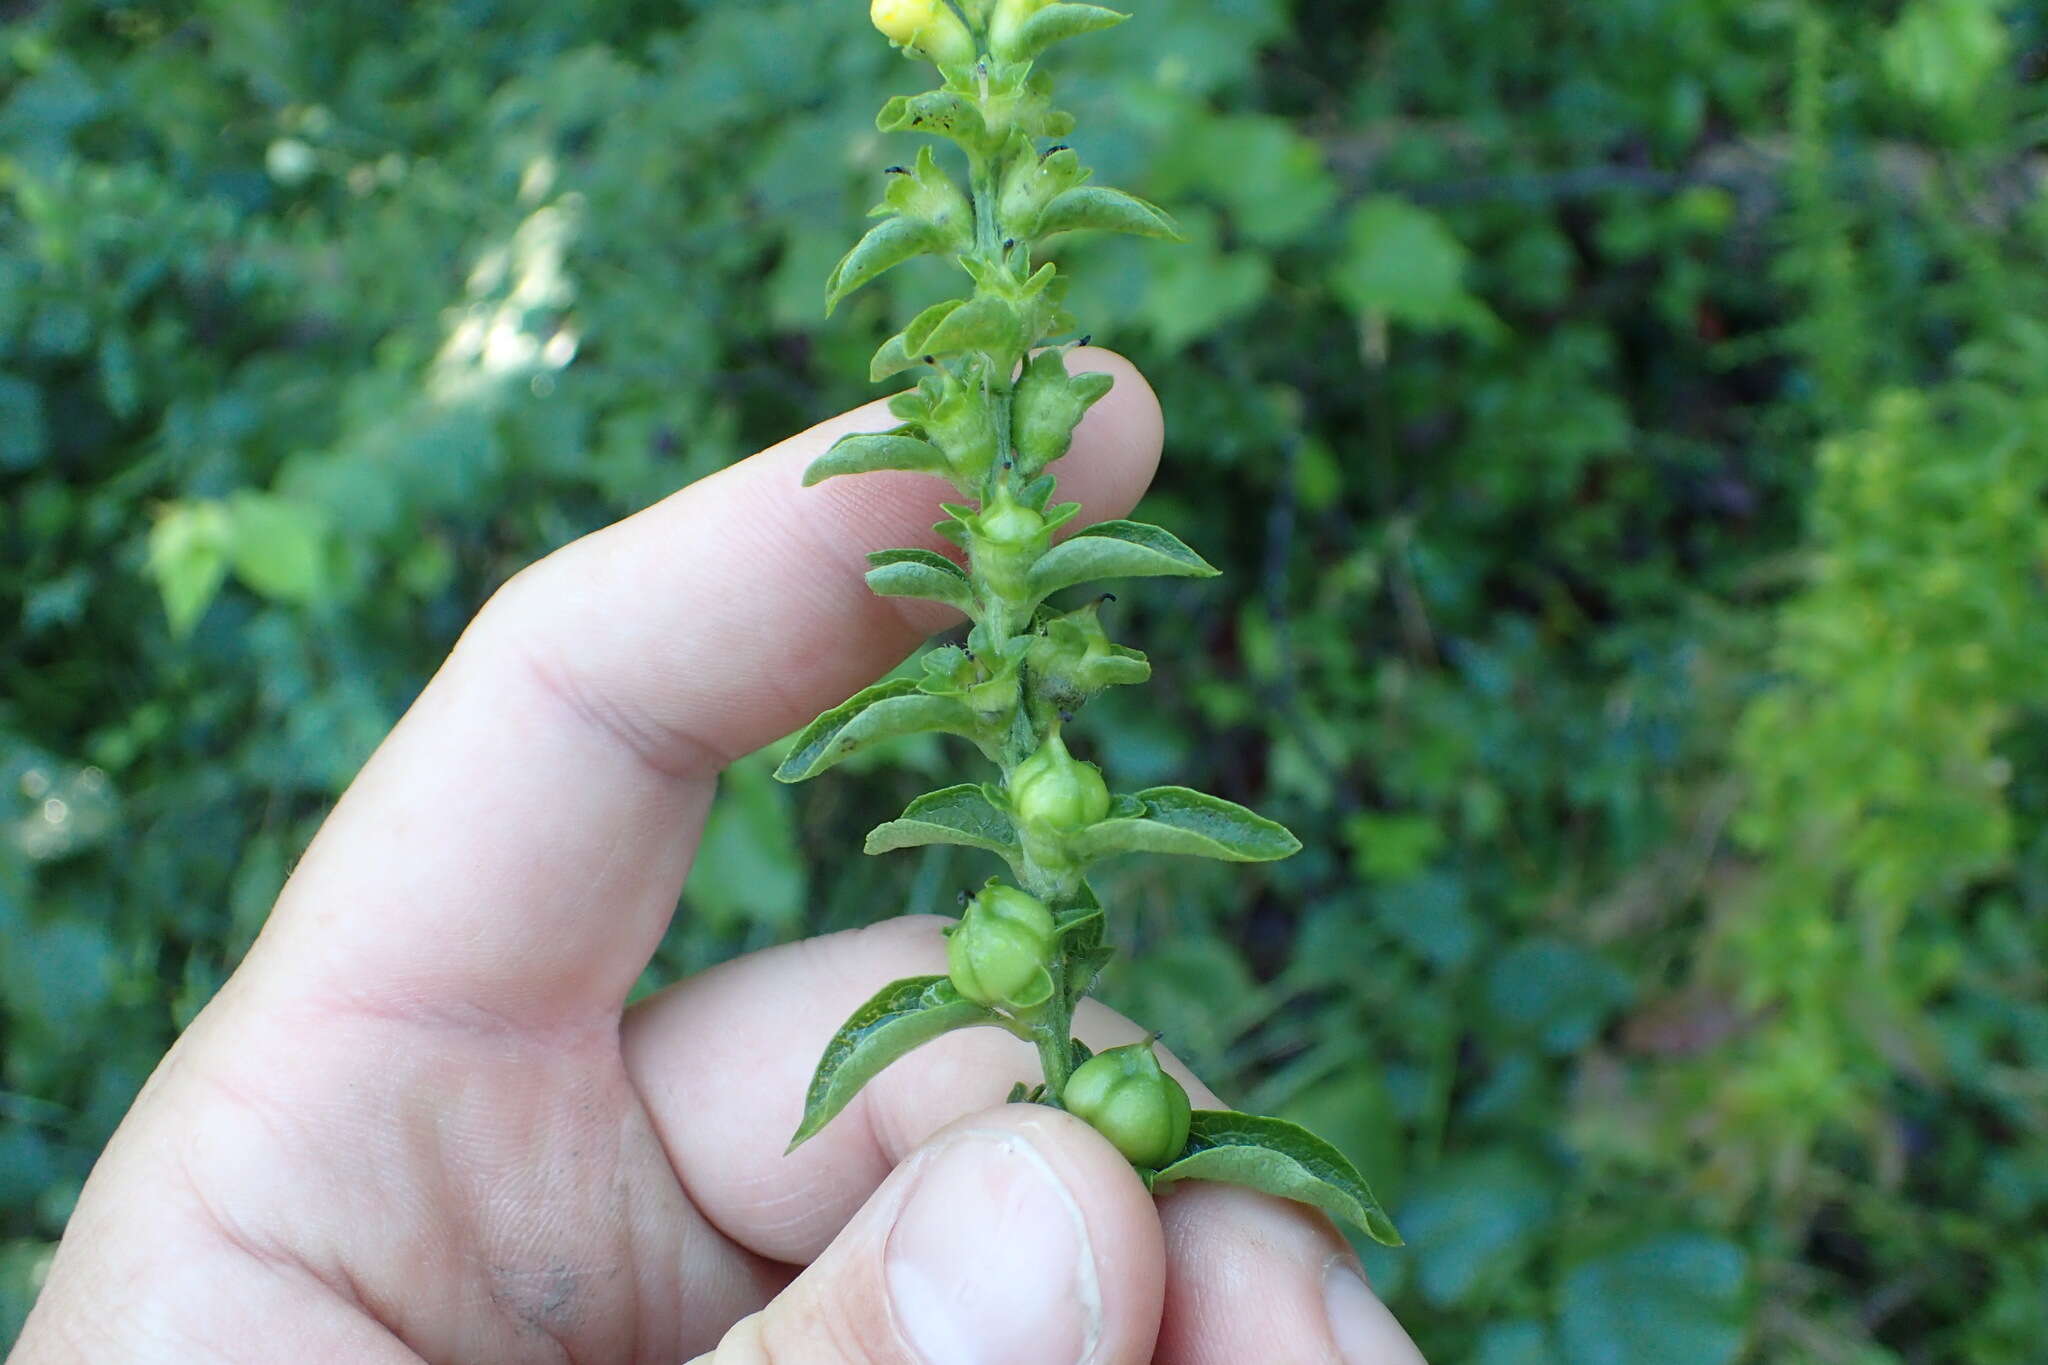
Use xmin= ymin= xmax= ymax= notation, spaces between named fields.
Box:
xmin=1325 ymin=1258 xmax=1428 ymax=1365
xmin=886 ymin=1130 xmax=1100 ymax=1365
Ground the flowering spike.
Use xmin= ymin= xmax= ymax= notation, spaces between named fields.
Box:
xmin=779 ymin=0 xmax=1395 ymax=1249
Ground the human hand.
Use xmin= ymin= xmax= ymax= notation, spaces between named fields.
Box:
xmin=12 ymin=352 xmax=1426 ymax=1365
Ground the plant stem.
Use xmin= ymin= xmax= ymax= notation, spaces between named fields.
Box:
xmin=1033 ymin=1007 xmax=1075 ymax=1094
xmin=956 ymin=90 xmax=1096 ymax=1104
xmin=981 ymin=554 xmax=1086 ymax=1105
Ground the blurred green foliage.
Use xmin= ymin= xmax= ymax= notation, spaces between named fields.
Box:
xmin=3 ymin=0 xmax=2046 ymax=1358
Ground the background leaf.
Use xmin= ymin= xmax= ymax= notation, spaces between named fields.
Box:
xmin=1558 ymin=1236 xmax=1749 ymax=1365
xmin=1147 ymin=111 xmax=1336 ymax=248
xmin=1130 ymin=207 xmax=1270 ymax=351
xmin=224 ymin=491 xmax=328 ymax=605
xmin=1396 ymin=1154 xmax=1555 ymax=1309
xmin=683 ymin=752 xmax=806 ymax=939
xmin=1334 ymin=196 xmax=1502 ymax=339
xmin=144 ymin=502 xmax=232 ymax=638
xmin=1473 ymin=1322 xmax=1562 ymax=1365
xmin=1483 ymin=937 xmax=1633 ymax=1056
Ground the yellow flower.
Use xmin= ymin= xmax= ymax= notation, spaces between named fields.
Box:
xmin=871 ymin=0 xmax=977 ymax=67
xmin=988 ymin=0 xmax=1045 ymax=56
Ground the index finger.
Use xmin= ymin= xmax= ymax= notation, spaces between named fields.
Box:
xmin=248 ymin=350 xmax=1164 ymax=1032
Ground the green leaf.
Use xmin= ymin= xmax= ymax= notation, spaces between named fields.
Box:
xmin=145 ymin=500 xmax=233 ymax=638
xmin=864 ymin=548 xmax=975 ymax=614
xmin=1004 ymin=3 xmax=1129 ymax=61
xmin=1278 ymin=1063 xmax=1406 ymax=1219
xmin=1558 ymin=1236 xmax=1748 ymax=1365
xmin=902 ymin=296 xmax=969 ymax=352
xmin=1028 ymin=520 xmax=1217 ymax=599
xmin=789 ymin=975 xmax=1007 ymax=1150
xmin=916 ymin=294 xmax=1026 ymax=359
xmin=826 ymin=217 xmax=951 ymax=312
xmin=802 ymin=430 xmax=951 ymax=486
xmin=1152 ymin=1110 xmax=1401 ymax=1245
xmin=225 ymin=491 xmax=328 ymax=604
xmin=870 ymin=298 xmax=967 ymax=380
xmin=1072 ymin=786 xmax=1300 ymax=864
xmin=775 ymin=679 xmax=984 ymax=782
xmin=865 ymin=783 xmax=1021 ymax=859
xmin=869 ymin=334 xmax=919 ymax=383
xmin=1035 ymin=186 xmax=1182 ymax=242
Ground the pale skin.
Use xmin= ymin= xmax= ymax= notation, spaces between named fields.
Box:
xmin=11 ymin=351 xmax=1427 ymax=1365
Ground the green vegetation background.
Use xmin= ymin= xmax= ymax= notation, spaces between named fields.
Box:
xmin=4 ymin=1 xmax=2046 ymax=1359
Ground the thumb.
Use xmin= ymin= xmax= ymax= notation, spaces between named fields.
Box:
xmin=690 ymin=1104 xmax=1167 ymax=1365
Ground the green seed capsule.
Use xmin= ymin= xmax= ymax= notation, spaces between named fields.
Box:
xmin=1028 ymin=599 xmax=1151 ymax=710
xmin=978 ymin=497 xmax=1046 ymax=548
xmin=998 ymin=146 xmax=1082 ymax=243
xmin=1012 ymin=348 xmax=1115 ymax=477
xmin=926 ymin=362 xmax=999 ymax=487
xmin=948 ymin=882 xmax=1057 ymax=1011
xmin=1008 ymin=729 xmax=1110 ymax=831
xmin=969 ymin=484 xmax=1049 ymax=607
xmin=1063 ymin=1040 xmax=1192 ymax=1168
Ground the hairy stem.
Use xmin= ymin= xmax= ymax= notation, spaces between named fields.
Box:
xmin=959 ymin=122 xmax=1092 ymax=1103
xmin=1033 ymin=1004 xmax=1076 ymax=1095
